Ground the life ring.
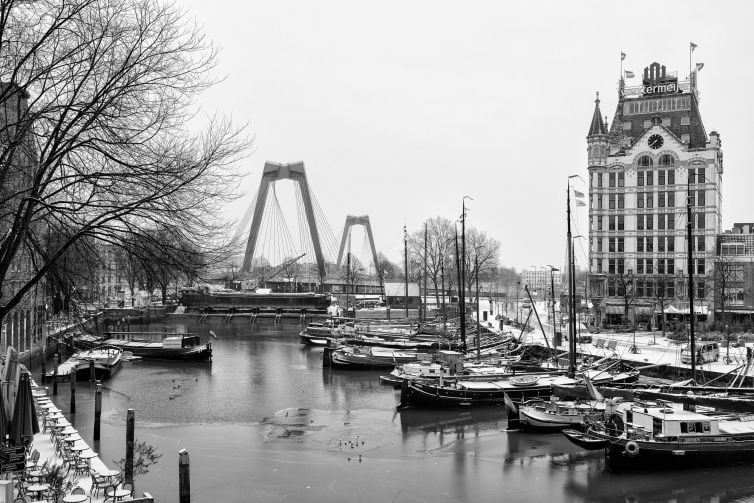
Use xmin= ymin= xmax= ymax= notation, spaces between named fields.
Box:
xmin=625 ymin=440 xmax=640 ymax=457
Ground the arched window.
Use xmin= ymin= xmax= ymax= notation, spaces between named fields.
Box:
xmin=659 ymin=154 xmax=675 ymax=166
xmin=638 ymin=156 xmax=653 ymax=167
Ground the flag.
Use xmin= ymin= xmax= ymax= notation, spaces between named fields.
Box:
xmin=620 ymin=51 xmax=626 ymax=61
xmin=584 ymin=376 xmax=604 ymax=402
xmin=576 ymin=200 xmax=586 ymax=207
xmin=624 ymin=70 xmax=635 ymax=79
xmin=696 ymin=62 xmax=704 ymax=72
xmin=690 ymin=42 xmax=698 ymax=52
xmin=573 ymin=190 xmax=585 ymax=198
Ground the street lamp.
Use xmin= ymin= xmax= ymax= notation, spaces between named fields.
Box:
xmin=547 ymin=265 xmax=560 ymax=335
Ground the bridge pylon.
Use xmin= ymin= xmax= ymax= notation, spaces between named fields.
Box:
xmin=242 ymin=161 xmax=326 ymax=282
xmin=336 ymin=215 xmax=380 ymax=279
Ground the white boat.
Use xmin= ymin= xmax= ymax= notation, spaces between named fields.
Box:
xmin=563 ymin=398 xmax=754 ymax=468
xmin=518 ymin=397 xmax=605 ymax=430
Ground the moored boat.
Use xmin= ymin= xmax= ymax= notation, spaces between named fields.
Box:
xmin=328 ymin=346 xmax=424 ymax=370
xmin=46 ymin=345 xmax=123 ymax=382
xmin=517 ymin=397 xmax=605 ymax=430
xmin=563 ymin=398 xmax=754 ymax=468
xmin=102 ymin=334 xmax=212 ymax=361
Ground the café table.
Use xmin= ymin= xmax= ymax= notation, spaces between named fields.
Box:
xmin=70 ymin=445 xmax=88 ymax=453
xmin=78 ymin=451 xmax=97 ymax=469
xmin=100 ymin=469 xmax=121 ymax=485
xmin=26 ymin=483 xmax=50 ymax=500
xmin=26 ymin=468 xmax=47 ymax=483
xmin=61 ymin=426 xmax=78 ymax=435
xmin=62 ymin=494 xmax=89 ymax=503
xmin=65 ymin=433 xmax=83 ymax=442
xmin=106 ymin=488 xmax=132 ymax=501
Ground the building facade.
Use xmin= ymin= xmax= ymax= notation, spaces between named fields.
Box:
xmin=587 ymin=61 xmax=722 ymax=327
xmin=715 ymin=223 xmax=754 ymax=324
xmin=520 ymin=267 xmax=562 ymax=298
xmin=0 ymin=83 xmax=48 ymax=357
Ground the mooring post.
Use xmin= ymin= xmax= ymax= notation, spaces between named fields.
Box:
xmin=89 ymin=360 xmax=95 ymax=382
xmin=69 ymin=370 xmax=76 ymax=413
xmin=179 ymin=449 xmax=190 ymax=503
xmin=52 ymin=354 xmax=59 ymax=395
xmin=94 ymin=382 xmax=102 ymax=441
xmin=125 ymin=409 xmax=135 ymax=486
xmin=40 ymin=348 xmax=46 ymax=384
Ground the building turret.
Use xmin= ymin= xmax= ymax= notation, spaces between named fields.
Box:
xmin=587 ymin=92 xmax=608 ymax=166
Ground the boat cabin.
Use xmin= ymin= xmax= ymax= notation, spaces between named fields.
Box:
xmin=614 ymin=402 xmax=720 ymax=439
xmin=163 ymin=335 xmax=201 ymax=348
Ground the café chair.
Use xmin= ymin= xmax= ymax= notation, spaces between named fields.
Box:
xmin=121 ymin=482 xmax=134 ymax=497
xmin=90 ymin=471 xmax=110 ymax=498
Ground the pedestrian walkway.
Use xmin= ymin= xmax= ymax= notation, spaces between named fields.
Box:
xmin=12 ymin=380 xmax=155 ymax=502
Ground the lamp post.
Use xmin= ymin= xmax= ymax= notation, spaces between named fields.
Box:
xmin=628 ymin=268 xmax=638 ymax=353
xmin=547 ymin=265 xmax=559 ymax=337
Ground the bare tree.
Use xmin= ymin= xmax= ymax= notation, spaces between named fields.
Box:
xmin=647 ymin=272 xmax=676 ymax=339
xmin=463 ymin=227 xmax=500 ymax=293
xmin=0 ymin=0 xmax=248 ymax=324
xmin=407 ymin=217 xmax=454 ymax=308
xmin=616 ymin=272 xmax=634 ymax=325
xmin=714 ymin=253 xmax=742 ymax=346
xmin=250 ymin=257 xmax=273 ymax=289
xmin=280 ymin=255 xmax=302 ymax=292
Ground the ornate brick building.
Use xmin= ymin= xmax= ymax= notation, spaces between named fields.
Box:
xmin=587 ymin=61 xmax=722 ymax=327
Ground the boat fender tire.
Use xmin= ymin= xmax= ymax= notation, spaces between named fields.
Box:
xmin=625 ymin=441 xmax=640 ymax=457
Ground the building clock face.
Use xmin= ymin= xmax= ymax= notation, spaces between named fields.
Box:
xmin=648 ymin=134 xmax=664 ymax=149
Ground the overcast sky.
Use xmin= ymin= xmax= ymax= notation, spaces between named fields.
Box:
xmin=183 ymin=0 xmax=754 ymax=273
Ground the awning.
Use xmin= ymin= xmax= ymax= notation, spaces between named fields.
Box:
xmin=605 ymin=304 xmax=624 ymax=315
xmin=634 ymin=305 xmax=653 ymax=316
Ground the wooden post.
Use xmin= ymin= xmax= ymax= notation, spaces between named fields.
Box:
xmin=178 ymin=449 xmax=190 ymax=503
xmin=89 ymin=360 xmax=95 ymax=382
xmin=40 ymin=349 xmax=46 ymax=384
xmin=125 ymin=409 xmax=135 ymax=486
xmin=52 ymin=354 xmax=59 ymax=395
xmin=94 ymin=383 xmax=102 ymax=441
xmin=69 ymin=370 xmax=76 ymax=413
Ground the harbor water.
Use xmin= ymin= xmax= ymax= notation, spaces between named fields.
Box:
xmin=30 ymin=319 xmax=754 ymax=502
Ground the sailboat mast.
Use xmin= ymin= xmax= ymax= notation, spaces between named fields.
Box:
xmin=687 ymin=176 xmax=697 ymax=380
xmin=567 ymin=181 xmax=577 ymax=378
xmin=404 ymin=226 xmax=409 ymax=319
xmin=423 ymin=222 xmax=428 ymax=323
xmin=454 ymin=226 xmax=466 ymax=353
xmin=461 ymin=199 xmax=467 ymax=350
xmin=475 ymin=255 xmax=481 ymax=360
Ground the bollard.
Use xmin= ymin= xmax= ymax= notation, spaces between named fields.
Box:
xmin=89 ymin=360 xmax=95 ymax=382
xmin=125 ymin=409 xmax=135 ymax=486
xmin=70 ymin=371 xmax=76 ymax=414
xmin=52 ymin=354 xmax=59 ymax=395
xmin=178 ymin=449 xmax=190 ymax=503
xmin=94 ymin=383 xmax=102 ymax=441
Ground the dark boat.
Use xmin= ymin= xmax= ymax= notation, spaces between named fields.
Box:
xmin=399 ymin=373 xmax=577 ymax=408
xmin=46 ymin=345 xmax=123 ymax=382
xmin=328 ymin=346 xmax=423 ymax=370
xmin=180 ymin=286 xmax=332 ymax=313
xmin=102 ymin=334 xmax=212 ymax=361
xmin=562 ymin=428 xmax=609 ymax=450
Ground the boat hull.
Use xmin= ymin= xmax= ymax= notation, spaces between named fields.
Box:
xmin=400 ymin=376 xmax=562 ymax=408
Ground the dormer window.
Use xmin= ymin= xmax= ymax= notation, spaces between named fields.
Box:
xmin=638 ymin=156 xmax=653 ymax=167
xmin=659 ymin=155 xmax=675 ymax=166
